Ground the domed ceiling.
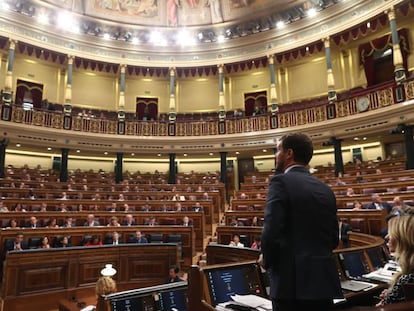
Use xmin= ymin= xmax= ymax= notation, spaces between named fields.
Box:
xmin=0 ymin=0 xmax=399 ymax=66
xmin=43 ymin=0 xmax=312 ymax=28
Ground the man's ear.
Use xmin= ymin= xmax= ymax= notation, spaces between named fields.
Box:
xmin=286 ymin=148 xmax=294 ymax=160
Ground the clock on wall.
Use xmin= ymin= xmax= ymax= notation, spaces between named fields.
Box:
xmin=356 ymin=96 xmax=370 ymax=112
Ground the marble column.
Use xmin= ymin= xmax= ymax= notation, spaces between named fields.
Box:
xmin=323 ymin=37 xmax=337 ymax=103
xmin=169 ymin=67 xmax=176 ymax=122
xmin=218 ymin=64 xmax=226 ymax=120
xmin=387 ymin=8 xmax=406 ymax=83
xmin=268 ymin=55 xmax=279 ymax=113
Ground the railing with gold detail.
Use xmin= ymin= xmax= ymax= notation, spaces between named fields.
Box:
xmin=1 ymin=80 xmax=406 ymax=136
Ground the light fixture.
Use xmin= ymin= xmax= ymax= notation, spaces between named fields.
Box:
xmin=276 ymin=21 xmax=285 ymax=29
xmin=262 ymin=149 xmax=267 ymax=153
xmin=183 ymin=153 xmax=187 ymax=157
xmin=76 ymin=149 xmax=80 ymax=153
xmin=131 ymin=37 xmax=139 ymax=44
xmin=307 ymin=8 xmax=317 ymax=17
xmin=104 ymin=151 xmax=108 ymax=155
xmin=366 ymin=22 xmax=371 ymax=29
xmin=103 ymin=33 xmax=110 ymax=40
xmin=37 ymin=12 xmax=49 ymax=25
xmin=217 ymin=34 xmax=225 ymax=43
xmin=235 ymin=151 xmax=240 ymax=155
xmin=131 ymin=153 xmax=135 ymax=156
xmin=101 ymin=264 xmax=116 ymax=277
xmin=47 ymin=147 xmax=52 ymax=151
xmin=16 ymin=143 xmax=21 ymax=147
xmin=209 ymin=152 xmax=213 ymax=156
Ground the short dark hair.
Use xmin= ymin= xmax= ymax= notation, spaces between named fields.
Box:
xmin=280 ymin=133 xmax=313 ymax=165
xmin=169 ymin=265 xmax=179 ymax=273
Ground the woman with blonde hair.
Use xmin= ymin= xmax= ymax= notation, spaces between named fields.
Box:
xmin=95 ymin=276 xmax=117 ymax=311
xmin=377 ymin=215 xmax=414 ymax=305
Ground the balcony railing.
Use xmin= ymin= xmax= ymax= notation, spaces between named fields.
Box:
xmin=1 ymin=80 xmax=410 ymax=137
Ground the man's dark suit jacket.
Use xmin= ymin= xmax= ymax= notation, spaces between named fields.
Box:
xmin=261 ymin=166 xmax=343 ymax=300
xmin=129 ymin=236 xmax=148 ymax=244
xmin=4 ymin=239 xmax=28 ymax=252
xmin=364 ymin=202 xmax=393 ymax=214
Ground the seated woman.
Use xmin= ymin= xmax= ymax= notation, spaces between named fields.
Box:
xmin=85 ymin=235 xmax=103 ymax=247
xmin=39 ymin=236 xmax=50 ymax=249
xmin=377 ymin=215 xmax=414 ymax=306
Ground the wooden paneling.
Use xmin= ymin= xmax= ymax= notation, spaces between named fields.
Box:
xmin=2 ymin=244 xmax=179 ymax=310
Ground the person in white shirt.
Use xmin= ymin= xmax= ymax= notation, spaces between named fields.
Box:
xmin=229 ymin=234 xmax=244 ymax=247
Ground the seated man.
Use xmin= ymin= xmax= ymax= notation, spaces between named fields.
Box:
xmin=129 ymin=230 xmax=148 ymax=244
xmin=4 ymin=232 xmax=28 ymax=252
xmin=105 ymin=231 xmax=122 ymax=245
xmin=166 ymin=265 xmax=183 ymax=283
xmin=26 ymin=216 xmax=41 ymax=229
xmin=364 ymin=194 xmax=392 ymax=213
xmin=84 ymin=214 xmax=100 ymax=227
xmin=122 ymin=214 xmax=136 ymax=226
xmin=182 ymin=216 xmax=192 ymax=227
xmin=191 ymin=202 xmax=203 ymax=212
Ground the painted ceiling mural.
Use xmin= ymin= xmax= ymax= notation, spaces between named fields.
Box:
xmin=40 ymin=0 xmax=305 ymax=27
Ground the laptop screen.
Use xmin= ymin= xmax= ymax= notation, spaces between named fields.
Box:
xmin=203 ymin=262 xmax=264 ymax=306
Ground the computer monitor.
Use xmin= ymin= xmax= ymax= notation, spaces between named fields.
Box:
xmin=339 ymin=251 xmax=370 ymax=278
xmin=158 ymin=287 xmax=188 ymax=311
xmin=366 ymin=247 xmax=388 ymax=270
xmin=202 ymin=262 xmax=265 ymax=306
xmin=107 ymin=281 xmax=188 ymax=311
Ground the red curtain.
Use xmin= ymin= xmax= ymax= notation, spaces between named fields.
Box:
xmin=15 ymin=79 xmax=43 ymax=108
xmin=359 ymin=28 xmax=410 ymax=86
xmin=244 ymin=91 xmax=267 ymax=116
xmin=136 ymin=98 xmax=158 ymax=120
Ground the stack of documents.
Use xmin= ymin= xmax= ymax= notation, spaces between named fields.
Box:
xmin=216 ymin=294 xmax=272 ymax=311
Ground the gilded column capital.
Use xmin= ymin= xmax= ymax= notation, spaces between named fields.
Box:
xmin=8 ymin=39 xmax=17 ymax=50
xmin=120 ymin=64 xmax=127 ymax=73
xmin=169 ymin=67 xmax=176 ymax=76
xmin=218 ymin=64 xmax=224 ymax=73
xmin=67 ymin=55 xmax=75 ymax=64
xmin=385 ymin=7 xmax=396 ymax=21
xmin=268 ymin=54 xmax=274 ymax=65
xmin=322 ymin=37 xmax=330 ymax=48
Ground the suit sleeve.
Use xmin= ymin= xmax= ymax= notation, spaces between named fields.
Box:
xmin=261 ymin=175 xmax=288 ymax=269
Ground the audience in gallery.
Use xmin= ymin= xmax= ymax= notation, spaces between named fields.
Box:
xmin=229 ymin=234 xmax=244 ymax=248
xmin=377 ymin=215 xmax=414 ymax=306
xmin=107 ymin=202 xmax=118 ymax=212
xmin=6 ymin=219 xmax=18 ymax=229
xmin=145 ymin=217 xmax=158 ymax=226
xmin=346 ymin=187 xmax=355 ymax=197
xmin=14 ymin=203 xmax=27 ymax=212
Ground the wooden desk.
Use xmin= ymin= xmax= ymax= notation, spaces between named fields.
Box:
xmin=1 ymin=244 xmax=178 ymax=311
xmin=59 ymin=297 xmax=96 ymax=311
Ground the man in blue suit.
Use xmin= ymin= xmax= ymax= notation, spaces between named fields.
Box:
xmin=261 ymin=133 xmax=342 ymax=311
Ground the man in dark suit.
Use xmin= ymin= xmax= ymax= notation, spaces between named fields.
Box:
xmin=105 ymin=231 xmax=123 ymax=245
xmin=364 ymin=194 xmax=393 ymax=213
xmin=4 ymin=232 xmax=28 ymax=252
xmin=129 ymin=230 xmax=148 ymax=244
xmin=261 ymin=133 xmax=342 ymax=311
